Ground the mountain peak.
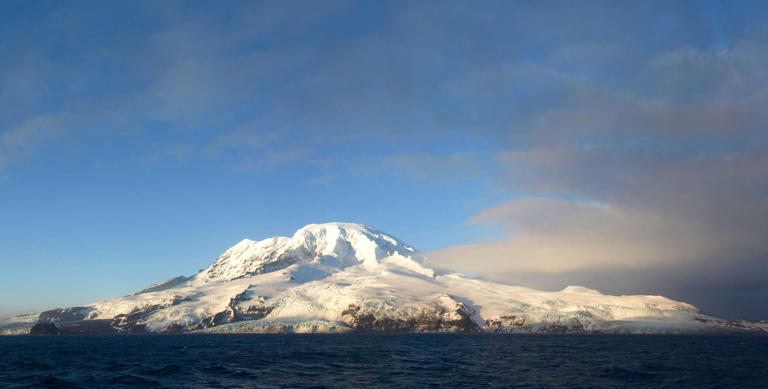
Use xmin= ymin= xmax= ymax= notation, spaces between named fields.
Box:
xmin=294 ymin=222 xmax=371 ymax=234
xmin=193 ymin=222 xmax=423 ymax=284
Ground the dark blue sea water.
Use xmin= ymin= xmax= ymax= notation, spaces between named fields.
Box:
xmin=1 ymin=334 xmax=767 ymax=388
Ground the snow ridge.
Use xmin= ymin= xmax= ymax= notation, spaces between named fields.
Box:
xmin=193 ymin=223 xmax=424 ymax=284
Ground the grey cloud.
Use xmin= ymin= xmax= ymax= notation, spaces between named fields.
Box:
xmin=431 ymin=143 xmax=768 ymax=319
xmin=428 ymin=197 xmax=740 ymax=272
xmin=428 ymin=38 xmax=768 ymax=319
xmin=498 ymin=146 xmax=768 ymax=222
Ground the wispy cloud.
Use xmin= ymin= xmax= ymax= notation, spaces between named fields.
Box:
xmin=0 ymin=113 xmax=70 ymax=172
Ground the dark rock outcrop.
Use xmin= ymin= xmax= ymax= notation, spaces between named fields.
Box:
xmin=30 ymin=322 xmax=62 ymax=335
xmin=38 ymin=307 xmax=90 ymax=323
xmin=56 ymin=320 xmax=116 ymax=335
xmin=189 ymin=289 xmax=273 ymax=331
xmin=485 ymin=315 xmax=526 ymax=331
xmin=341 ymin=301 xmax=480 ymax=332
xmin=485 ymin=314 xmax=592 ymax=333
xmin=111 ymin=295 xmax=192 ymax=333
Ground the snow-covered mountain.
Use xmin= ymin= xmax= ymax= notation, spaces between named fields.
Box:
xmin=2 ymin=223 xmax=766 ymax=335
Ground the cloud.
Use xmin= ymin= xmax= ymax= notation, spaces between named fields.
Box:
xmin=430 ymin=143 xmax=768 ymax=319
xmin=497 ymin=146 xmax=768 ymax=223
xmin=426 ymin=38 xmax=768 ymax=318
xmin=445 ymin=45 xmax=768 ymax=150
xmin=430 ymin=198 xmax=718 ymax=272
xmin=430 ymin=177 xmax=768 ymax=268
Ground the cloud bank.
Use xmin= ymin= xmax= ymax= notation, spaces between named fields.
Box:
xmin=428 ymin=38 xmax=768 ymax=318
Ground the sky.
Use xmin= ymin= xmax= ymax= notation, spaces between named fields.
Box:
xmin=1 ymin=0 xmax=767 ymax=319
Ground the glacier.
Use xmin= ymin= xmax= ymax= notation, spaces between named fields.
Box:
xmin=2 ymin=222 xmax=766 ymax=335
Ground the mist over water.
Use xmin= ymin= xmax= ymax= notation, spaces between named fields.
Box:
xmin=1 ymin=334 xmax=766 ymax=388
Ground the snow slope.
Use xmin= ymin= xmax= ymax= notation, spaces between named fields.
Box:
xmin=2 ymin=222 xmax=765 ymax=335
xmin=193 ymin=223 xmax=428 ymax=285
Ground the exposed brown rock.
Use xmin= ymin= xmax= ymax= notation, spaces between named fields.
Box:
xmin=30 ymin=322 xmax=62 ymax=335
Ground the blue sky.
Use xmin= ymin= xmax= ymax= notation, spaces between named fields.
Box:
xmin=2 ymin=1 xmax=768 ymax=318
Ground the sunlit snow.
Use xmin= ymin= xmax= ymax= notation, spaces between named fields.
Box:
xmin=2 ymin=223 xmax=766 ymax=335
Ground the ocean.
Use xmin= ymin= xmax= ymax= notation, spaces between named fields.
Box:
xmin=1 ymin=334 xmax=766 ymax=388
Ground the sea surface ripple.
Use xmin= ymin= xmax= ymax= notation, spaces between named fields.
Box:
xmin=0 ymin=334 xmax=766 ymax=388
